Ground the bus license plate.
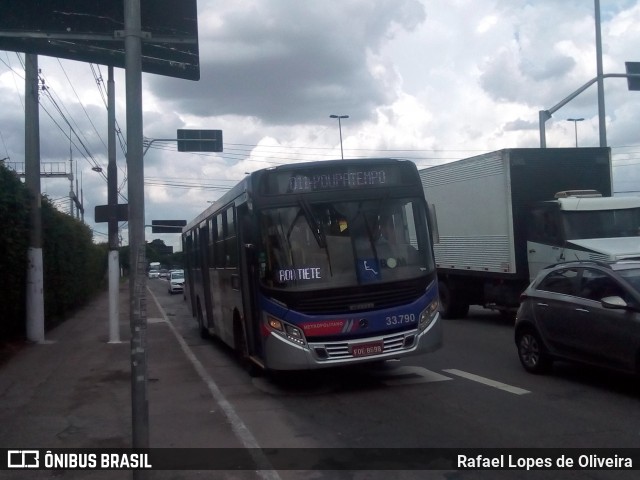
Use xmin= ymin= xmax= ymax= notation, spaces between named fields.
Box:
xmin=351 ymin=341 xmax=383 ymax=357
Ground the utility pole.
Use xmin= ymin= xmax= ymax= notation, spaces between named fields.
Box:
xmin=75 ymin=161 xmax=80 ymax=220
xmin=25 ymin=53 xmax=45 ymax=343
xmin=69 ymin=156 xmax=74 ymax=217
xmin=107 ymin=65 xmax=120 ymax=344
xmin=124 ymin=0 xmax=150 ymax=463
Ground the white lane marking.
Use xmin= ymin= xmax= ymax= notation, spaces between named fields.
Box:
xmin=377 ymin=366 xmax=453 ymax=386
xmin=443 ymin=369 xmax=530 ymax=395
xmin=147 ymin=288 xmax=282 ymax=480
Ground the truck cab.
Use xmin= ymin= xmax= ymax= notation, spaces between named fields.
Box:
xmin=527 ymin=190 xmax=640 ymax=279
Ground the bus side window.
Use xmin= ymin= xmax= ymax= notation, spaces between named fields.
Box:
xmin=208 ymin=218 xmax=216 ymax=266
xmin=226 ymin=207 xmax=238 ymax=267
xmin=215 ymin=213 xmax=225 ymax=268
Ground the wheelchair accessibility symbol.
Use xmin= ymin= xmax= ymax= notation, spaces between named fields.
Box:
xmin=357 ymin=258 xmax=380 ymax=281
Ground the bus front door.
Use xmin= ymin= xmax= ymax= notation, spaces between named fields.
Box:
xmin=238 ymin=207 xmax=263 ymax=362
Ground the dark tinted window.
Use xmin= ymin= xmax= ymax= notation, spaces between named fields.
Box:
xmin=215 ymin=214 xmax=225 ymax=268
xmin=537 ymin=268 xmax=579 ymax=295
xmin=225 ymin=207 xmax=238 ymax=267
xmin=529 ymin=206 xmax=562 ymax=244
xmin=578 ymin=268 xmax=627 ymax=302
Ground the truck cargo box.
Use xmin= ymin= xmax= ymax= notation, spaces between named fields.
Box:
xmin=421 ymin=148 xmax=611 ymax=281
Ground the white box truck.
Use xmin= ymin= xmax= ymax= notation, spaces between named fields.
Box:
xmin=420 ymin=147 xmax=640 ymax=318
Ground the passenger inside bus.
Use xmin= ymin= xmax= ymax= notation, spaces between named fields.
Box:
xmin=367 ymin=211 xmax=418 ymax=268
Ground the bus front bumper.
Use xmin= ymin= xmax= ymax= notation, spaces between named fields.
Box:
xmin=263 ymin=313 xmax=442 ymax=371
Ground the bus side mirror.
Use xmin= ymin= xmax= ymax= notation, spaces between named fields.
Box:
xmin=428 ymin=203 xmax=440 ymax=244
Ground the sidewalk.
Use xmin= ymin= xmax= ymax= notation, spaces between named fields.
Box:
xmin=0 ymin=281 xmax=254 ymax=479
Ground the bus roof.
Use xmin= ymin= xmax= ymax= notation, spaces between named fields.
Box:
xmin=183 ymin=158 xmax=418 ymax=233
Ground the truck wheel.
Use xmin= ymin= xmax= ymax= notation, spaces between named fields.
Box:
xmin=438 ymin=281 xmax=469 ymax=319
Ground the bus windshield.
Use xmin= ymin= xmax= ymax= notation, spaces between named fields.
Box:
xmin=258 ymin=197 xmax=434 ymax=290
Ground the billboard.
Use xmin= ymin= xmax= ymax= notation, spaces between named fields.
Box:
xmin=0 ymin=0 xmax=199 ymax=80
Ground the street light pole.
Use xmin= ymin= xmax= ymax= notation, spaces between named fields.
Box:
xmin=329 ymin=114 xmax=349 ymax=159
xmin=567 ymin=118 xmax=584 ymax=147
xmin=594 ymin=0 xmax=606 ymax=147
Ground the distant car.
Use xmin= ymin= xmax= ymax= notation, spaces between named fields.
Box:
xmin=168 ymin=270 xmax=185 ymax=294
xmin=148 ymin=269 xmax=160 ymax=279
xmin=515 ymin=260 xmax=640 ymax=376
xmin=159 ymin=269 xmax=170 ymax=279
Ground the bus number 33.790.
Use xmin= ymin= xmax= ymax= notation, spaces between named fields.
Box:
xmin=182 ymin=158 xmax=442 ymax=375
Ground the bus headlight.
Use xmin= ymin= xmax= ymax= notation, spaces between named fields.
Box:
xmin=418 ymin=298 xmax=439 ymax=331
xmin=265 ymin=315 xmax=307 ymax=347
xmin=284 ymin=324 xmax=305 ymax=345
xmin=267 ymin=316 xmax=283 ymax=331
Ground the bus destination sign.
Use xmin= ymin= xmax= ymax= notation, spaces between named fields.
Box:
xmin=289 ymin=169 xmax=387 ymax=193
xmin=260 ymin=163 xmax=412 ymax=195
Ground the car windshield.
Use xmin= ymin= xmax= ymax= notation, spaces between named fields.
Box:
xmin=617 ymin=268 xmax=640 ymax=293
xmin=563 ymin=208 xmax=640 ymax=239
xmin=171 ymin=272 xmax=184 ymax=279
xmin=258 ymin=197 xmax=434 ymax=291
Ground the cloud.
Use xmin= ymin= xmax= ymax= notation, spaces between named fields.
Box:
xmin=2 ymin=0 xmax=640 ymax=250
xmin=147 ymin=0 xmax=426 ymax=125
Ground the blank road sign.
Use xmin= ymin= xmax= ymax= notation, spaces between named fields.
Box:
xmin=151 ymin=219 xmax=186 ymax=233
xmin=625 ymin=62 xmax=640 ymax=91
xmin=177 ymin=129 xmax=223 ymax=152
xmin=95 ymin=204 xmax=128 ymax=223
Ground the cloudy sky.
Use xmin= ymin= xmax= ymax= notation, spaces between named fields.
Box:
xmin=1 ymin=0 xmax=639 ymax=251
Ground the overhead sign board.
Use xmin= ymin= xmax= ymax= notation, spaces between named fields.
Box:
xmin=151 ymin=220 xmax=186 ymax=233
xmin=625 ymin=62 xmax=640 ymax=91
xmin=95 ymin=204 xmax=128 ymax=223
xmin=177 ymin=129 xmax=223 ymax=152
xmin=0 ymin=0 xmax=199 ymax=80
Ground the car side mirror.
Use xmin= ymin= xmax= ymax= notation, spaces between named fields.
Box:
xmin=601 ymin=296 xmax=628 ymax=309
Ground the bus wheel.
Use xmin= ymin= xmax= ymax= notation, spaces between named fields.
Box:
xmin=197 ymin=301 xmax=209 ymax=339
xmin=234 ymin=319 xmax=261 ymax=377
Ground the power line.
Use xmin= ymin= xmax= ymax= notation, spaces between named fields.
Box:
xmin=57 ymin=59 xmax=108 ymax=152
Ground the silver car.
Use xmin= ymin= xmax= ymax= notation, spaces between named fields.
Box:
xmin=168 ymin=270 xmax=185 ymax=294
xmin=515 ymin=260 xmax=640 ymax=375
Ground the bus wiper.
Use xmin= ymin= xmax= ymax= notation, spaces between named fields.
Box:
xmin=354 ymin=203 xmax=380 ymax=259
xmin=298 ymin=196 xmax=326 ymax=248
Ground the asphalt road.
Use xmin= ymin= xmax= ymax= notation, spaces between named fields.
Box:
xmin=148 ymin=277 xmax=640 ymax=480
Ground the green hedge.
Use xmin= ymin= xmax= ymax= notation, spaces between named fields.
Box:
xmin=0 ymin=164 xmax=108 ymax=340
xmin=0 ymin=165 xmax=30 ymax=339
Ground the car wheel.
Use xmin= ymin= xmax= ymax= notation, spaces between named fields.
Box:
xmin=516 ymin=328 xmax=552 ymax=374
